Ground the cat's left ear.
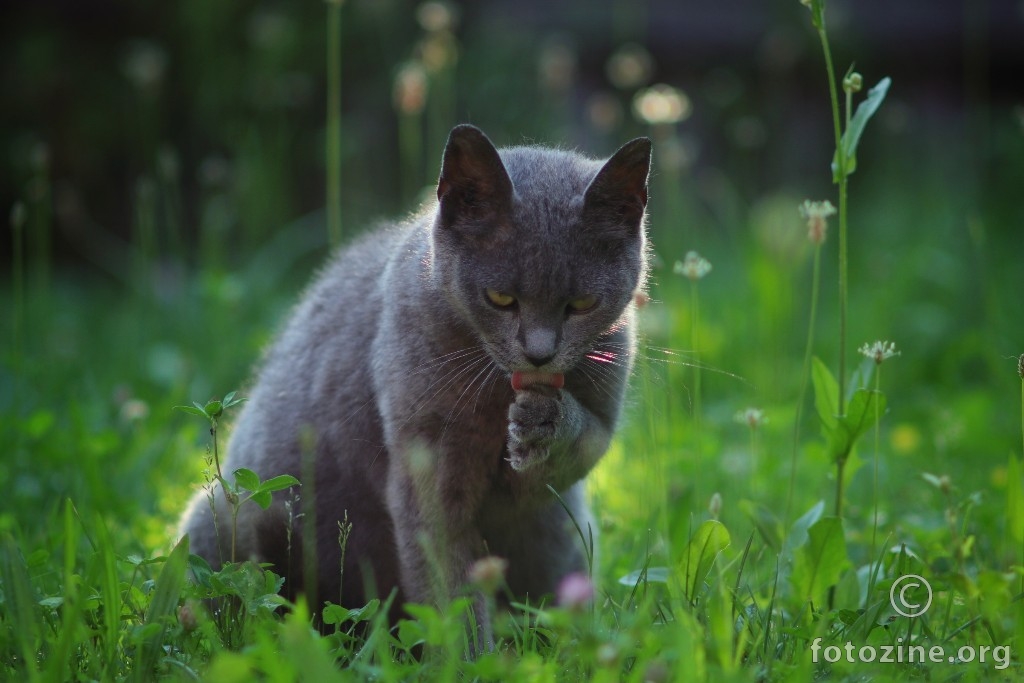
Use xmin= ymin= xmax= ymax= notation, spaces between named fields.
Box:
xmin=582 ymin=137 xmax=652 ymax=235
xmin=436 ymin=125 xmax=514 ymax=233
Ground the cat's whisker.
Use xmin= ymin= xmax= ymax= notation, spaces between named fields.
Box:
xmin=397 ymin=350 xmax=491 ymax=431
xmin=408 ymin=346 xmax=483 ymax=375
xmin=635 ymin=345 xmax=749 ymax=384
xmin=439 ymin=355 xmax=499 ymax=441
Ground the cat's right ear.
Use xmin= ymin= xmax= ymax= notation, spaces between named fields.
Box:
xmin=582 ymin=137 xmax=652 ymax=238
xmin=436 ymin=125 xmax=514 ymax=232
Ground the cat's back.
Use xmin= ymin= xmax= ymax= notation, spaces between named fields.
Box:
xmin=229 ymin=220 xmax=416 ymax=472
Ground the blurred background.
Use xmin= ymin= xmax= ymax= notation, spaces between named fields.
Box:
xmin=2 ymin=0 xmax=1023 ymax=551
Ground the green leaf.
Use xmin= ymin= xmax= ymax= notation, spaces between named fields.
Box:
xmin=790 ymin=517 xmax=851 ymax=605
xmin=832 ymin=77 xmax=891 ymax=181
xmin=134 ymin=536 xmax=189 ymax=681
xmin=173 ymin=405 xmax=208 ymax=419
xmin=783 ymin=500 xmax=825 ymax=556
xmin=811 ymin=357 xmax=839 ymax=432
xmin=678 ymin=520 xmax=731 ymax=603
xmin=204 ymin=400 xmax=224 ymax=418
xmin=828 ymin=389 xmax=887 ymax=462
xmin=618 ymin=566 xmax=670 ymax=586
xmin=846 ymin=357 xmax=876 ymax=400
xmin=233 ymin=468 xmax=260 ymax=492
xmin=739 ymin=500 xmax=784 ymax=551
xmin=187 ymin=552 xmax=215 ymax=588
xmin=257 ymin=474 xmax=301 ymax=494
xmin=322 ymin=598 xmax=380 ymax=625
xmin=248 ymin=490 xmax=273 ymax=509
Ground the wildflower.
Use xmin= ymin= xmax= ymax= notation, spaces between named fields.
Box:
xmin=120 ymin=398 xmax=150 ymax=423
xmin=734 ymin=407 xmax=767 ymax=429
xmin=556 ymin=572 xmax=595 ymax=611
xmin=393 ymin=61 xmax=428 ymax=116
xmin=798 ymin=199 xmax=836 ymax=245
xmin=596 ymin=642 xmax=619 ymax=667
xmin=843 ymin=72 xmax=863 ymax=94
xmin=416 ymin=1 xmax=458 ymax=33
xmin=859 ymin=340 xmax=900 ymax=365
xmin=178 ymin=600 xmax=200 ymax=632
xmin=417 ymin=33 xmax=457 ymax=74
xmin=708 ymin=492 xmax=722 ymax=520
xmin=643 ymin=660 xmax=670 ymax=683
xmin=922 ymin=472 xmax=952 ymax=495
xmin=121 ymin=40 xmax=168 ymax=91
xmin=673 ymin=251 xmax=712 ymax=280
xmin=538 ymin=37 xmax=577 ymax=94
xmin=10 ymin=201 xmax=26 ymax=230
xmin=606 ymin=43 xmax=654 ymax=90
xmin=633 ymin=84 xmax=691 ymax=126
xmin=468 ymin=555 xmax=508 ymax=595
xmin=586 ymin=92 xmax=623 ymax=132
xmin=1017 ymin=353 xmax=1023 ymax=378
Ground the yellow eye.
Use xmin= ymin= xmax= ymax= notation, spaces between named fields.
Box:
xmin=568 ymin=295 xmax=597 ymax=313
xmin=486 ymin=288 xmax=516 ymax=308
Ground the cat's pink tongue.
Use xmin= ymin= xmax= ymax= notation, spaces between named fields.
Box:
xmin=511 ymin=371 xmax=565 ymax=391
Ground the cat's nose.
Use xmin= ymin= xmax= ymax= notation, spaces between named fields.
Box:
xmin=524 ymin=352 xmax=556 ymax=368
xmin=522 ymin=327 xmax=557 ymax=368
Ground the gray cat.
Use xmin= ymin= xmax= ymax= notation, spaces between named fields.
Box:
xmin=180 ymin=124 xmax=652 ymax=634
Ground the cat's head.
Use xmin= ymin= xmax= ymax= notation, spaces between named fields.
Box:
xmin=429 ymin=124 xmax=651 ymax=376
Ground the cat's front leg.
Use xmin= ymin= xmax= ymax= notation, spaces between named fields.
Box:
xmin=385 ymin=454 xmax=495 ymax=649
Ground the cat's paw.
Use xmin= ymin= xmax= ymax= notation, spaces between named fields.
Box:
xmin=506 ymin=387 xmax=562 ymax=470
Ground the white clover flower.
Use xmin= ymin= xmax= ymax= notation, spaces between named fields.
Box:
xmin=393 ymin=61 xmax=428 ymax=116
xmin=708 ymin=492 xmax=723 ymax=520
xmin=798 ymin=199 xmax=836 ymax=245
xmin=633 ymin=84 xmax=691 ymax=126
xmin=468 ymin=555 xmax=508 ymax=595
xmin=416 ymin=1 xmax=457 ymax=33
xmin=859 ymin=340 xmax=900 ymax=365
xmin=673 ymin=251 xmax=712 ymax=280
xmin=734 ymin=407 xmax=767 ymax=429
xmin=606 ymin=43 xmax=654 ymax=90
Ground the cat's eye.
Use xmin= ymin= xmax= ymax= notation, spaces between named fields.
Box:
xmin=567 ymin=295 xmax=598 ymax=313
xmin=485 ymin=288 xmax=517 ymax=309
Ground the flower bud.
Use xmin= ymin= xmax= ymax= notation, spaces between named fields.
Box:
xmin=843 ymin=72 xmax=863 ymax=94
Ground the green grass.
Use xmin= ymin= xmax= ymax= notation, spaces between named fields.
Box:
xmin=3 ymin=1 xmax=1024 ymax=680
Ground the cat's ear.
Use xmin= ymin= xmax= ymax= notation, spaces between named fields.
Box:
xmin=582 ymin=137 xmax=652 ymax=236
xmin=436 ymin=125 xmax=514 ymax=231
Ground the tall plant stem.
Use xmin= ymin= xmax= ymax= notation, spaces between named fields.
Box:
xmin=814 ymin=11 xmax=853 ymax=551
xmin=814 ymin=18 xmax=849 ymax=421
xmin=326 ymin=1 xmax=343 ymax=247
xmin=690 ymin=279 xmax=703 ymax=473
xmin=871 ymin=366 xmax=882 ymax=560
xmin=786 ymin=244 xmax=823 ymax=522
